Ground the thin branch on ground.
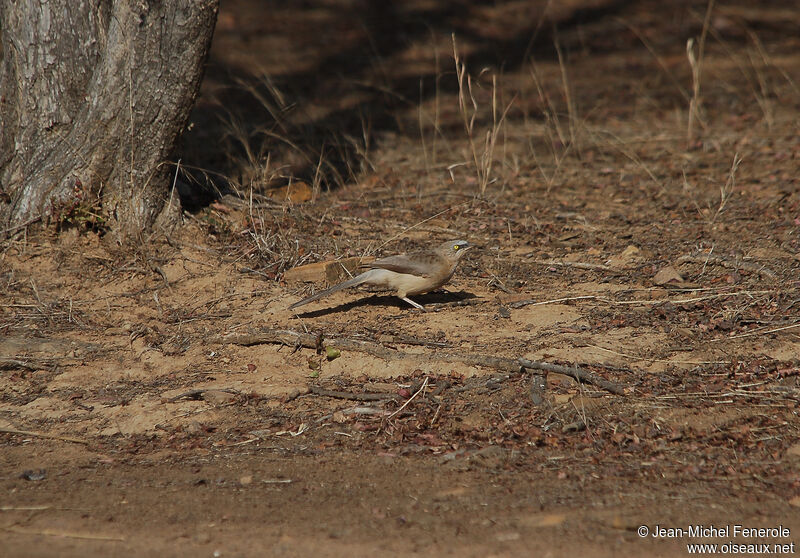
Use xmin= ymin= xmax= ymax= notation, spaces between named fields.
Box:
xmin=516 ymin=359 xmax=624 ymax=395
xmin=308 ymin=385 xmax=399 ymax=402
xmin=0 ymin=216 xmax=43 ymax=237
xmin=508 ymin=289 xmax=783 ymax=310
xmin=0 ymin=358 xmax=57 ymax=371
xmin=214 ymin=328 xmax=625 ymax=395
xmin=0 ymin=427 xmax=89 ymax=445
xmin=165 ymin=388 xmax=241 ymax=403
xmin=530 ymin=259 xmax=614 ymax=272
xmin=424 ymin=297 xmax=488 ymax=309
xmin=388 ymin=377 xmax=429 ymax=418
xmin=676 ymin=254 xmax=775 ymax=279
xmin=315 ymin=405 xmax=393 ymax=424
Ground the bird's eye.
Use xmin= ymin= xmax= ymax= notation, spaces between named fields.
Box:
xmin=453 ymin=244 xmax=460 ymax=251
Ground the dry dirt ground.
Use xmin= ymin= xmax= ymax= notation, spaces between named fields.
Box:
xmin=2 ymin=1 xmax=800 ymax=556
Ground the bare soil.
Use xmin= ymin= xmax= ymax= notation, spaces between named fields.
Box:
xmin=2 ymin=1 xmax=800 ymax=556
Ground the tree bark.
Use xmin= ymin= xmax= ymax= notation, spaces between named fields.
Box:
xmin=0 ymin=0 xmax=219 ymax=240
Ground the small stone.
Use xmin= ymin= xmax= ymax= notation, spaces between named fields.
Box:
xmin=496 ymin=532 xmax=521 ymax=542
xmin=186 ymin=421 xmax=202 ymax=434
xmin=606 ymin=244 xmax=643 ymax=268
xmin=202 ymin=390 xmax=236 ymax=405
xmin=654 ymin=265 xmax=684 ymax=285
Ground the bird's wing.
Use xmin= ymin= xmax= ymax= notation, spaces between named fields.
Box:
xmin=365 ymin=252 xmax=439 ymax=277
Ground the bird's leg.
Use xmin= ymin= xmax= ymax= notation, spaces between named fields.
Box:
xmin=400 ymin=296 xmax=426 ymax=311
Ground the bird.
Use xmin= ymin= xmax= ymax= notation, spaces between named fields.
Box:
xmin=289 ymin=240 xmax=472 ymax=311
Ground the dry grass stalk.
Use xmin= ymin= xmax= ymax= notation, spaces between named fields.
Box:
xmin=686 ymin=0 xmax=715 ymax=146
xmin=221 ymin=73 xmax=347 ymax=200
xmin=527 ymin=40 xmax=586 ymax=191
xmin=554 ymin=38 xmax=580 ymax=156
xmin=710 ymin=152 xmax=741 ymax=225
xmin=452 ymin=34 xmax=512 ymax=196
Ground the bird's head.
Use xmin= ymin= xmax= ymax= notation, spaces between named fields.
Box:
xmin=438 ymin=239 xmax=472 ymax=262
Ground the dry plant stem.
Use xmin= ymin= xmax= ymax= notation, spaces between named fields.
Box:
xmin=709 ymin=152 xmax=741 ymax=225
xmin=619 ymin=18 xmax=690 ymax=104
xmin=0 ymin=427 xmax=88 ymax=445
xmin=215 ymin=329 xmax=624 ymax=395
xmin=555 ymin=37 xmax=579 ymax=155
xmin=686 ymin=0 xmax=715 ymax=145
xmin=676 ymin=253 xmax=774 ymax=279
xmin=453 ymin=35 xmax=482 ymax=191
xmin=2 ymin=526 xmax=125 ymax=541
xmin=309 ymin=386 xmax=399 ymax=402
xmin=425 ymin=298 xmax=488 ymax=309
xmin=702 ymin=19 xmax=783 ymax=126
xmin=0 ymin=358 xmax=54 ymax=371
xmin=516 ymin=360 xmax=623 ymax=395
xmin=509 ymin=289 xmax=780 ymax=310
xmin=315 ymin=406 xmax=392 ymax=425
xmin=374 ymin=199 xmax=472 ymax=252
xmin=720 ymin=321 xmax=800 ymax=341
xmin=588 ymin=128 xmax=663 ymax=190
xmin=529 ymin=64 xmax=565 ymax=148
xmin=0 ymin=216 xmax=42 ymax=237
xmin=166 ymin=388 xmax=240 ymax=403
xmin=531 ymin=259 xmax=614 ymax=272
xmin=367 ymin=334 xmax=453 ymax=349
xmin=452 ymin=35 xmax=512 ymax=195
xmin=388 ymin=377 xmax=429 ymax=419
xmin=744 ymin=30 xmax=775 ymax=127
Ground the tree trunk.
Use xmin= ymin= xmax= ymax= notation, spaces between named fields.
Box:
xmin=0 ymin=0 xmax=219 ymax=240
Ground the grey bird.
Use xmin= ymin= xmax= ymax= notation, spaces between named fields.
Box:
xmin=289 ymin=240 xmax=472 ymax=311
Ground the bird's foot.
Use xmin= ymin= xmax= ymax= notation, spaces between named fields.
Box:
xmin=401 ymin=296 xmax=427 ymax=311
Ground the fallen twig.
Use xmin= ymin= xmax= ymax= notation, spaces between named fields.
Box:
xmin=362 ymin=332 xmax=453 ymax=349
xmin=0 ymin=215 xmax=42 ymax=237
xmin=165 ymin=388 xmax=240 ymax=403
xmin=0 ymin=427 xmax=89 ymax=445
xmin=509 ymin=295 xmax=600 ymax=309
xmin=425 ymin=297 xmax=488 ymax=309
xmin=309 ymin=385 xmax=399 ymax=401
xmin=508 ymin=289 xmax=780 ymax=310
xmin=388 ymin=377 xmax=429 ymax=418
xmin=0 ymin=358 xmax=56 ymax=371
xmin=315 ymin=405 xmax=394 ymax=424
xmin=2 ymin=525 xmax=124 ymax=541
xmin=531 ymin=259 xmax=614 ymax=272
xmin=720 ymin=321 xmax=800 ymax=340
xmin=676 ymin=254 xmax=776 ymax=279
xmin=516 ymin=359 xmax=624 ymax=395
xmin=215 ymin=329 xmax=625 ymax=395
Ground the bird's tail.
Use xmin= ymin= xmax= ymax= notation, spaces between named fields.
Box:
xmin=288 ymin=269 xmax=377 ymax=310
